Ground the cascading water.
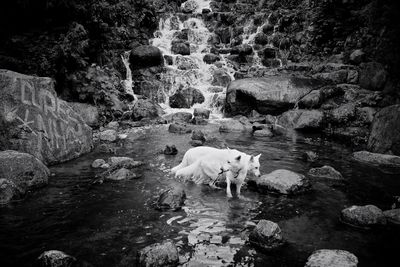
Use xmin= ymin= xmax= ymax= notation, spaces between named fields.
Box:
xmin=121 ymin=51 xmax=137 ymax=102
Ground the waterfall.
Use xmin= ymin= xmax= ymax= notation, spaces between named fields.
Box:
xmin=121 ymin=51 xmax=137 ymax=102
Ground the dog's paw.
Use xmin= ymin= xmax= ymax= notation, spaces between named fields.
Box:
xmin=227 ymin=193 xmax=233 ymax=198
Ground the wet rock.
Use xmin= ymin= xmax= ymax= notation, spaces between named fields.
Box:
xmin=253 ymin=129 xmax=274 ymax=137
xmin=106 ymin=121 xmax=119 ymax=130
xmin=169 ymin=87 xmax=204 ymax=108
xmin=328 ymin=103 xmax=356 ymax=124
xmin=367 ymin=104 xmax=400 ymax=156
xmin=305 ymin=249 xmax=358 ymax=267
xmin=308 ymin=166 xmax=343 ymax=180
xmin=156 ymin=187 xmax=186 ymax=211
xmin=0 ymin=150 xmax=49 ymax=204
xmin=313 ymin=70 xmax=349 ymax=84
xmin=138 ymin=240 xmax=179 ymax=267
xmin=91 ymin=159 xmax=106 ymax=168
xmin=130 ymin=45 xmax=163 ymax=69
xmin=175 ymin=56 xmax=198 ymax=70
xmin=254 ymin=169 xmax=310 ymax=195
xmin=69 ymin=102 xmax=99 ymax=128
xmin=163 ymin=112 xmax=193 ymax=123
xmin=99 ymin=129 xmax=117 ymax=142
xmin=0 ymin=70 xmax=93 ymax=165
xmin=107 ymin=156 xmax=143 ymax=168
xmin=106 ymin=168 xmax=137 ymax=181
xmin=132 ymin=99 xmax=163 ymax=121
xmin=191 ymin=130 xmax=206 ymax=143
xmin=225 ymin=77 xmax=322 ymax=116
xmin=359 ymin=62 xmax=387 ymax=91
xmin=278 ymin=110 xmax=324 ymax=130
xmin=193 ymin=108 xmax=210 ymax=119
xmin=171 ymin=41 xmax=190 ymax=55
xmin=37 ymin=250 xmax=77 ymax=267
xmin=219 ymin=118 xmax=252 ymax=133
xmin=302 ymin=151 xmax=318 ymax=162
xmin=298 ymin=90 xmax=322 ymax=109
xmin=211 ymin=69 xmax=232 ymax=87
xmin=181 ymin=0 xmax=198 ymax=13
xmin=353 ymin=151 xmax=400 ymax=168
xmin=168 ymin=123 xmax=192 ymax=134
xmin=249 ymin=220 xmax=284 ymax=251
xmin=349 ymin=49 xmax=365 ymax=65
xmin=163 ymin=145 xmax=178 ymax=156
xmin=164 ymin=55 xmax=173 ymax=65
xmin=383 ymin=209 xmax=400 ymax=225
xmin=203 ymin=53 xmax=220 ymax=64
xmin=341 ymin=205 xmax=386 ymax=227
xmin=191 ymin=116 xmax=208 ymax=125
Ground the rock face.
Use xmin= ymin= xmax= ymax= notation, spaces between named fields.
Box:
xmin=341 ymin=205 xmax=386 ymax=227
xmin=156 ymin=187 xmax=186 ymax=211
xmin=0 ymin=70 xmax=93 ymax=165
xmin=0 ymin=150 xmax=49 ymax=204
xmin=130 ymin=45 xmax=164 ymax=69
xmin=308 ymin=166 xmax=343 ymax=180
xmin=138 ymin=240 xmax=179 ymax=267
xmin=367 ymin=105 xmax=400 ymax=156
xmin=225 ymin=77 xmax=322 ymax=116
xmin=37 ymin=250 xmax=77 ymax=267
xmin=254 ymin=169 xmax=310 ymax=195
xmin=305 ymin=249 xmax=358 ymax=267
xmin=353 ymin=151 xmax=400 ymax=168
xmin=249 ymin=220 xmax=284 ymax=250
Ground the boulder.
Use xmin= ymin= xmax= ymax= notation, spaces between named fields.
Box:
xmin=156 ymin=187 xmax=186 ymax=211
xmin=0 ymin=150 xmax=49 ymax=204
xmin=168 ymin=123 xmax=192 ymax=134
xmin=169 ymin=87 xmax=204 ymax=108
xmin=254 ymin=169 xmax=310 ymax=195
xmin=181 ymin=0 xmax=198 ymax=13
xmin=308 ymin=166 xmax=343 ymax=180
xmin=163 ymin=112 xmax=193 ymax=123
xmin=203 ymin=53 xmax=220 ymax=64
xmin=107 ymin=156 xmax=143 ymax=168
xmin=0 ymin=70 xmax=93 ymax=165
xmin=328 ymin=103 xmax=356 ymax=124
xmin=37 ymin=250 xmax=77 ymax=267
xmin=69 ymin=102 xmax=99 ymax=128
xmin=219 ymin=118 xmax=253 ymax=133
xmin=367 ymin=105 xmax=400 ymax=156
xmin=341 ymin=205 xmax=386 ymax=227
xmin=359 ymin=62 xmax=387 ymax=90
xmin=253 ymin=129 xmax=274 ymax=137
xmin=305 ymin=249 xmax=358 ymax=267
xmin=353 ymin=151 xmax=400 ymax=168
xmin=278 ymin=109 xmax=324 ymax=130
xmin=138 ymin=240 xmax=179 ymax=267
xmin=91 ymin=159 xmax=106 ymax=168
xmin=175 ymin=56 xmax=198 ymax=70
xmin=191 ymin=130 xmax=206 ymax=143
xmin=349 ymin=49 xmax=365 ymax=65
xmin=171 ymin=41 xmax=190 ymax=55
xmin=163 ymin=145 xmax=178 ymax=155
xmin=130 ymin=45 xmax=163 ymax=69
xmin=249 ymin=220 xmax=284 ymax=251
xmin=298 ymin=90 xmax=322 ymax=109
xmin=99 ymin=129 xmax=117 ymax=142
xmin=193 ymin=108 xmax=210 ymax=119
xmin=211 ymin=69 xmax=232 ymax=87
xmin=132 ymin=99 xmax=163 ymax=121
xmin=383 ymin=209 xmax=400 ymax=225
xmin=106 ymin=121 xmax=119 ymax=130
xmin=225 ymin=77 xmax=322 ymax=116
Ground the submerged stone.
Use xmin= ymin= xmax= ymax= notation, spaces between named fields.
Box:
xmin=249 ymin=220 xmax=284 ymax=251
xmin=156 ymin=187 xmax=186 ymax=211
xmin=305 ymin=249 xmax=358 ymax=267
xmin=308 ymin=166 xmax=343 ymax=180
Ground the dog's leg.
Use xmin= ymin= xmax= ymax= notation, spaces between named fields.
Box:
xmin=226 ymin=174 xmax=233 ymax=198
xmin=236 ymin=181 xmax=243 ymax=196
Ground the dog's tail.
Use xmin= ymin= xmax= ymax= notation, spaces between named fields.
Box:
xmin=171 ymin=154 xmax=189 ymax=174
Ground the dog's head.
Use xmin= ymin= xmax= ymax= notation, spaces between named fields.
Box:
xmin=248 ymin=154 xmax=261 ymax=177
xmin=222 ymin=153 xmax=244 ymax=173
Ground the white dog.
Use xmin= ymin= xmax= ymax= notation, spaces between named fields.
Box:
xmin=172 ymin=146 xmax=261 ymax=197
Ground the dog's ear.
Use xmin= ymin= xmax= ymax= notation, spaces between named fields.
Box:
xmin=235 ymin=155 xmax=241 ymax=161
xmin=250 ymin=155 xmax=254 ymax=162
xmin=256 ymin=153 xmax=262 ymax=159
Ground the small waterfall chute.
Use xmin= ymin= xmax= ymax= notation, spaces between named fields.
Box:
xmin=121 ymin=51 xmax=138 ymax=102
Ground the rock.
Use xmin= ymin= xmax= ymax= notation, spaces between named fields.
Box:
xmin=0 ymin=70 xmax=93 ymax=165
xmin=175 ymin=56 xmax=198 ymax=70
xmin=349 ymin=49 xmax=365 ymax=65
xmin=308 ymin=166 xmax=343 ymax=180
xmin=313 ymin=70 xmax=349 ymax=84
xmin=171 ymin=41 xmax=190 ymax=55
xmin=191 ymin=130 xmax=206 ymax=143
xmin=278 ymin=110 xmax=324 ymax=130
xmin=163 ymin=145 xmax=178 ymax=155
xmin=341 ymin=205 xmax=386 ymax=227
xmin=328 ymin=103 xmax=356 ymax=124
xmin=193 ymin=108 xmax=210 ymax=119
xmin=254 ymin=169 xmax=310 ymax=195
xmin=37 ymin=250 xmax=77 ymax=267
xmin=359 ymin=62 xmax=387 ymax=91
xmin=249 ymin=220 xmax=284 ymax=251
xmin=253 ymin=129 xmax=274 ymax=137
xmin=207 ymin=86 xmax=224 ymax=93
xmin=156 ymin=187 xmax=186 ymax=211
xmin=211 ymin=69 xmax=232 ymax=87
xmin=91 ymin=159 xmax=106 ymax=168
xmin=353 ymin=151 xmax=400 ymax=168
xmin=189 ymin=140 xmax=204 ymax=147
xmin=203 ymin=53 xmax=220 ymax=64
xmin=305 ymin=249 xmax=358 ymax=267
xmin=383 ymin=209 xmax=400 ymax=225
xmin=108 ymin=156 xmax=143 ymax=168
xmin=225 ymin=77 xmax=322 ymax=116
xmin=191 ymin=116 xmax=208 ymax=125
xmin=69 ymin=102 xmax=99 ymax=128
xmin=163 ymin=112 xmax=193 ymax=123
xmin=0 ymin=150 xmax=49 ymax=204
xmin=181 ymin=0 xmax=198 ymax=13
xmin=219 ymin=118 xmax=252 ymax=133
xmin=106 ymin=121 xmax=119 ymax=130
xmin=169 ymin=87 xmax=205 ymax=108
xmin=367 ymin=104 xmax=400 ymax=156
xmin=302 ymin=151 xmax=318 ymax=162
xmin=106 ymin=168 xmax=137 ymax=181
xmin=99 ymin=129 xmax=117 ymax=142
xmin=130 ymin=45 xmax=163 ymax=69
xmin=168 ymin=123 xmax=192 ymax=134
xmin=298 ymin=90 xmax=322 ymax=109
xmin=138 ymin=240 xmax=179 ymax=267
xmin=132 ymin=99 xmax=163 ymax=121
